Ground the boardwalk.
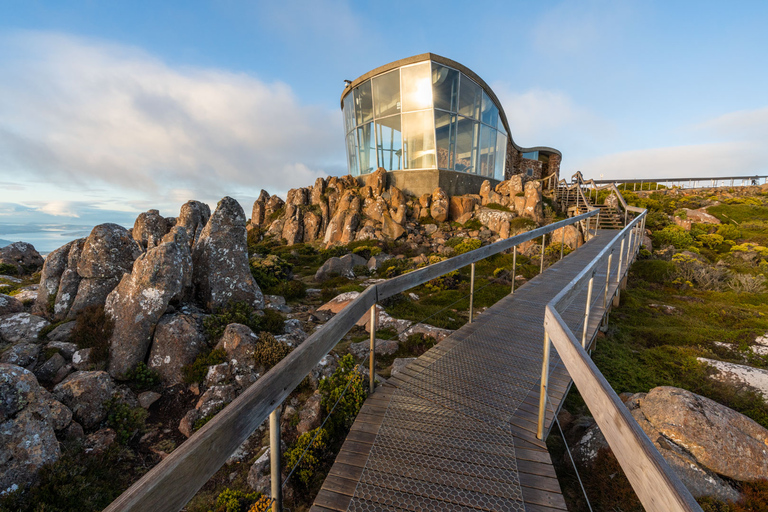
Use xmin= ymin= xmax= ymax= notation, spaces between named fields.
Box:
xmin=312 ymin=230 xmax=623 ymax=512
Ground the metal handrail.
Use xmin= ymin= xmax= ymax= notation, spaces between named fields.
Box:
xmin=105 ymin=209 xmax=599 ymax=512
xmin=535 ymin=209 xmax=702 ymax=511
xmin=591 ymin=175 xmax=768 ymax=191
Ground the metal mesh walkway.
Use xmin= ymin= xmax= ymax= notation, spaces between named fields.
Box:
xmin=313 ymin=230 xmax=623 ymax=512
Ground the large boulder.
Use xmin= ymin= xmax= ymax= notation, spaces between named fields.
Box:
xmin=215 ymin=323 xmax=259 ymax=377
xmin=0 ymin=294 xmax=23 ymax=316
xmin=698 ymin=357 xmax=768 ymax=397
xmin=449 ymin=196 xmax=479 ymax=221
xmin=148 ymin=310 xmax=209 ymax=386
xmin=177 ymin=200 xmax=211 ymax=249
xmin=133 ymin=209 xmax=172 ymax=250
xmin=53 ymin=239 xmax=85 ymax=321
xmin=317 ymin=291 xmax=360 ymax=314
xmin=77 ymin=224 xmax=142 ymax=280
xmin=106 ymin=228 xmax=193 ymax=378
xmin=0 ymin=242 xmax=44 ymax=276
xmin=476 ymin=208 xmax=515 ymax=235
xmin=0 ymin=313 xmax=50 ymax=343
xmin=522 ymin=181 xmax=544 ymax=224
xmin=314 ymin=253 xmax=367 ymax=281
xmin=193 ymin=197 xmax=264 ymax=311
xmin=430 ymin=188 xmax=449 ymax=223
xmin=34 ymin=241 xmax=74 ymax=316
xmin=366 ymin=168 xmax=387 ymax=197
xmin=53 ymin=370 xmax=114 ymax=429
xmin=67 ymin=277 xmax=120 ymax=320
xmin=0 ymin=364 xmax=71 ymax=495
xmin=0 ymin=343 xmax=41 ymax=368
xmin=551 ymin=225 xmax=583 ymax=250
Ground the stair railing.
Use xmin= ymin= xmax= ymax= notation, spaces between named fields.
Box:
xmin=104 ymin=209 xmax=599 ymax=512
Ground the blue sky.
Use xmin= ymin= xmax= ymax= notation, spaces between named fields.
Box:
xmin=1 ymin=0 xmax=767 ymax=251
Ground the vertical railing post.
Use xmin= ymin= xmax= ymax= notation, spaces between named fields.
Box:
xmin=603 ymin=251 xmax=613 ymax=310
xmin=595 ymin=210 xmax=600 ymax=236
xmin=469 ymin=263 xmax=475 ymax=323
xmin=269 ymin=407 xmax=282 ymax=512
xmin=511 ymin=246 xmax=517 ymax=294
xmin=369 ymin=304 xmax=376 ymax=394
xmin=540 ymin=235 xmax=546 ymax=273
xmin=560 ymin=227 xmax=565 ymax=260
xmin=582 ymin=273 xmax=595 ymax=348
xmin=537 ymin=330 xmax=550 ymax=440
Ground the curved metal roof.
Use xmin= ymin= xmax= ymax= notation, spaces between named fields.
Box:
xmin=340 ymin=53 xmax=562 ymax=158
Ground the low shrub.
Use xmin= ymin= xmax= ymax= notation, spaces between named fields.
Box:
xmin=253 ymin=332 xmax=292 ymax=372
xmin=729 ymin=273 xmax=767 ymax=294
xmin=214 ymin=488 xmax=265 ymax=512
xmin=283 ymin=427 xmax=329 ymax=490
xmin=70 ymin=305 xmax=114 ymax=364
xmin=652 ymin=225 xmax=695 ymax=249
xmin=717 ymin=223 xmax=741 ymax=241
xmin=454 ymin=238 xmax=482 ymax=255
xmin=318 ymin=354 xmax=366 ymax=435
xmin=204 ymin=302 xmax=284 ymax=341
xmin=508 ymin=217 xmax=537 ymax=231
xmin=105 ymin=398 xmax=148 ymax=444
xmin=671 ymin=253 xmax=730 ymax=291
xmin=462 ymin=219 xmax=483 ymax=230
xmin=630 ymin=260 xmax=676 ymax=284
xmin=250 ymin=254 xmax=292 ymax=290
xmin=485 ymin=203 xmax=511 ymax=212
xmin=400 ymin=333 xmax=437 ymax=357
xmin=125 ymin=362 xmax=161 ymax=391
xmin=0 ymin=263 xmax=17 ymax=275
xmin=182 ymin=348 xmax=228 ymax=384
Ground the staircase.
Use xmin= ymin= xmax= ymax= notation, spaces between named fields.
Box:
xmin=554 ymin=176 xmax=633 ymax=230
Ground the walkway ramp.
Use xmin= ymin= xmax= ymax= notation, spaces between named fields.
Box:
xmin=312 ymin=230 xmax=623 ymax=512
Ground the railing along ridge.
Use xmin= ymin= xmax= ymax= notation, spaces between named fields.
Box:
xmin=591 ymin=174 xmax=768 ymax=191
xmin=535 ymin=194 xmax=703 ymax=510
xmin=105 ymin=209 xmax=600 ymax=512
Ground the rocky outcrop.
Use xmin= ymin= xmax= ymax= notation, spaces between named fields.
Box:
xmin=215 ymin=323 xmax=259 ymax=379
xmin=193 ymin=197 xmax=264 ymax=311
xmin=0 ymin=294 xmax=23 ymax=316
xmin=674 ymin=208 xmax=721 ymax=230
xmin=52 ymin=238 xmax=85 ymax=321
xmin=0 ymin=313 xmax=50 ymax=343
xmin=0 ymin=242 xmax=44 ymax=276
xmin=0 ymin=364 xmax=71 ymax=495
xmin=53 ymin=370 xmax=113 ymax=430
xmin=33 ymin=241 xmax=74 ymax=316
xmin=698 ymin=357 xmax=768 ymax=397
xmin=430 ymin=188 xmax=449 ymax=222
xmin=314 ymin=253 xmax=367 ymax=281
xmin=523 ymin=181 xmax=544 ymax=224
xmin=133 ymin=209 xmax=172 ymax=250
xmin=148 ymin=310 xmax=208 ymax=386
xmin=106 ymin=228 xmax=193 ymax=378
xmin=177 ymin=200 xmax=211 ymax=249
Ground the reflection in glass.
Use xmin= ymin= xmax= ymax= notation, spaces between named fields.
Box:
xmin=478 ymin=125 xmax=496 ymax=178
xmin=357 ymin=122 xmax=376 ymax=174
xmin=402 ymin=111 xmax=436 ymax=169
xmin=343 ymin=93 xmax=355 ymax=134
xmin=435 ymin=110 xmax=456 ymax=170
xmin=481 ymin=92 xmax=498 ymax=128
xmin=373 ymin=70 xmax=400 ymax=118
xmin=458 ymin=76 xmax=481 ymax=120
xmin=375 ymin=116 xmax=402 ymax=171
xmin=432 ymin=64 xmax=459 ymax=112
xmin=495 ymin=131 xmax=508 ymax=180
xmin=455 ymin=116 xmax=478 ymax=173
xmin=354 ymin=80 xmax=373 ymax=126
xmin=401 ymin=63 xmax=432 ymax=112
xmin=346 ymin=132 xmax=359 ymax=176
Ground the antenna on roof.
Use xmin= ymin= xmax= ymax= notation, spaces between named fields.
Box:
xmin=343 ymin=79 xmax=352 ymax=87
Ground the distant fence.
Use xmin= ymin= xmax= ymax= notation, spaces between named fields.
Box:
xmin=590 ymin=175 xmax=768 ymax=191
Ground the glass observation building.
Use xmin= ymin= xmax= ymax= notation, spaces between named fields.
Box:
xmin=340 ymin=53 xmax=561 ymax=193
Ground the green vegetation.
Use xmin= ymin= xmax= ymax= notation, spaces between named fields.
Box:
xmin=253 ymin=332 xmax=292 ymax=372
xmin=125 ymin=362 xmax=161 ymax=391
xmin=203 ymin=302 xmax=284 ymax=341
xmin=485 ymin=202 xmax=512 ymax=212
xmin=0 ymin=263 xmax=17 ymax=275
xmin=183 ymin=348 xmax=228 ymax=384
xmin=213 ymin=488 xmax=267 ymax=512
xmin=70 ymin=304 xmax=114 ymax=365
xmin=105 ymin=398 xmax=148 ymax=444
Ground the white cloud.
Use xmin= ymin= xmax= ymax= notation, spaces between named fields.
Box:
xmin=37 ymin=201 xmax=80 ymax=218
xmin=693 ymin=106 xmax=768 ymax=140
xmin=0 ymin=31 xmax=344 ymax=206
xmin=492 ymin=85 xmax=612 ymax=149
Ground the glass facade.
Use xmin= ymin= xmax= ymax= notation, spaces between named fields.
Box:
xmin=342 ymin=60 xmax=507 ymax=181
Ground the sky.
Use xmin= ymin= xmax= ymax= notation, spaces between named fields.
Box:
xmin=1 ymin=1 xmax=767 ymax=252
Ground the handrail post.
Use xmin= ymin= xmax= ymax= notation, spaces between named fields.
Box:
xmin=536 ymin=330 xmax=550 ymax=440
xmin=603 ymin=251 xmax=613 ymax=310
xmin=511 ymin=246 xmax=517 ymax=294
xmin=582 ymin=273 xmax=594 ymax=348
xmin=595 ymin=210 xmax=600 ymax=237
xmin=469 ymin=263 xmax=475 ymax=323
xmin=269 ymin=407 xmax=282 ymax=512
xmin=369 ymin=304 xmax=376 ymax=394
xmin=616 ymin=236 xmax=626 ymax=299
xmin=560 ymin=227 xmax=565 ymax=260
xmin=540 ymin=235 xmax=546 ymax=273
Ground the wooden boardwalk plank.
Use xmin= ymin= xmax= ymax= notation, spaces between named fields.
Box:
xmin=312 ymin=230 xmax=624 ymax=512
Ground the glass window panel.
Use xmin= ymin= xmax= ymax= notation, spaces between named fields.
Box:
xmin=432 ymin=64 xmax=459 ymax=112
xmin=523 ymin=151 xmax=539 ymax=160
xmin=401 ymin=62 xmax=432 ymax=112
xmin=402 ymin=110 xmax=436 ymax=169
xmin=435 ymin=110 xmax=456 ymax=170
xmin=375 ymin=115 xmax=402 ymax=171
xmin=458 ymin=75 xmax=482 ymax=120
xmin=346 ymin=131 xmax=359 ymax=176
xmin=354 ymin=80 xmax=373 ymax=126
xmin=343 ymin=92 xmax=356 ymax=134
xmin=495 ymin=131 xmax=507 ymax=181
xmin=357 ymin=122 xmax=376 ymax=174
xmin=481 ymin=92 xmax=499 ymax=128
xmin=478 ymin=125 xmax=496 ymax=178
xmin=454 ymin=116 xmax=478 ymax=173
xmin=373 ymin=70 xmax=400 ymax=118
xmin=498 ymin=120 xmax=507 ymax=137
